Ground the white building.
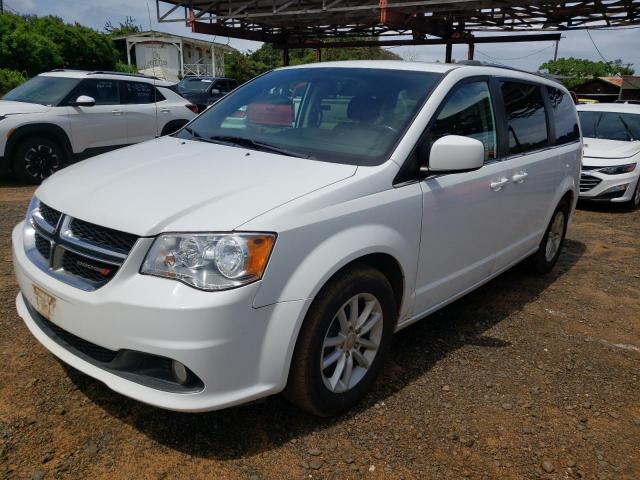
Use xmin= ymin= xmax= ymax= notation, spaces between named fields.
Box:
xmin=114 ymin=31 xmax=236 ymax=82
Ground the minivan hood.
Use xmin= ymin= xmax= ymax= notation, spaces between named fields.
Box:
xmin=0 ymin=100 xmax=51 ymax=115
xmin=36 ymin=136 xmax=357 ymax=236
xmin=583 ymin=138 xmax=640 ymax=161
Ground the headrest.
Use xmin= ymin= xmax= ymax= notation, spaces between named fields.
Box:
xmin=347 ymin=95 xmax=382 ymax=124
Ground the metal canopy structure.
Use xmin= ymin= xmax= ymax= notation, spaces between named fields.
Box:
xmin=156 ymin=0 xmax=639 ymax=62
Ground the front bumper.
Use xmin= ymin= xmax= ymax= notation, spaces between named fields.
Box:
xmin=579 ymin=170 xmax=640 ymax=202
xmin=12 ymin=222 xmax=310 ymax=412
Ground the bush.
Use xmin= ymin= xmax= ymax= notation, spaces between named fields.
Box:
xmin=0 ymin=68 xmax=26 ymax=96
xmin=114 ymin=61 xmax=139 ymax=74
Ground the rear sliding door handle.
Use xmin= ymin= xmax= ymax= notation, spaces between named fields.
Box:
xmin=512 ymin=171 xmax=528 ymax=184
xmin=490 ymin=177 xmax=509 ymax=191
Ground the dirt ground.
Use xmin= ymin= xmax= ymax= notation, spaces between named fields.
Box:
xmin=0 ymin=178 xmax=638 ymax=480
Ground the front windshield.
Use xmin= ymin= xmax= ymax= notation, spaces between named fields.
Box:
xmin=175 ymin=67 xmax=443 ymax=165
xmin=578 ymin=111 xmax=640 ymax=141
xmin=179 ymin=78 xmax=214 ymax=92
xmin=3 ymin=76 xmax=81 ymax=106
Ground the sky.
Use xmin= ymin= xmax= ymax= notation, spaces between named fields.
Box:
xmin=6 ymin=0 xmax=640 ymax=72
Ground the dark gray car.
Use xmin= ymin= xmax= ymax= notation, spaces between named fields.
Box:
xmin=176 ymin=76 xmax=239 ymax=112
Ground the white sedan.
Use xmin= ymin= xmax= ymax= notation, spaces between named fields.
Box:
xmin=577 ymin=103 xmax=640 ymax=208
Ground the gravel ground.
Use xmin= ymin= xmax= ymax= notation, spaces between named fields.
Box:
xmin=0 ymin=179 xmax=639 ymax=480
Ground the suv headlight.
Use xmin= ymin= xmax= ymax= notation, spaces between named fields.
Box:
xmin=599 ymin=163 xmax=636 ymax=175
xmin=140 ymin=232 xmax=276 ymax=291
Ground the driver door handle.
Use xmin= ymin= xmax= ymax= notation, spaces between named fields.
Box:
xmin=512 ymin=171 xmax=528 ymax=184
xmin=490 ymin=177 xmax=509 ymax=191
xmin=111 ymin=109 xmax=122 ymax=116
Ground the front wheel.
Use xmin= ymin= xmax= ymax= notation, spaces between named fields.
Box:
xmin=284 ymin=265 xmax=397 ymax=416
xmin=529 ymin=199 xmax=570 ymax=274
xmin=626 ymin=178 xmax=640 ymax=210
xmin=12 ymin=137 xmax=65 ymax=184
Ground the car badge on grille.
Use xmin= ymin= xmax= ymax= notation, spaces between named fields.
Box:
xmin=76 ymin=260 xmax=112 ymax=277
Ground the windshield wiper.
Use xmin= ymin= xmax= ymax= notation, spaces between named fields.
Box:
xmin=618 ymin=115 xmax=636 ymax=141
xmin=208 ymin=135 xmax=314 ymax=159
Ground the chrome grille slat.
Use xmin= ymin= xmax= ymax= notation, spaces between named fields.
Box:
xmin=25 ymin=200 xmax=139 ymax=291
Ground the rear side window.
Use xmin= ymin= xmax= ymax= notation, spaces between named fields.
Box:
xmin=428 ymin=81 xmax=497 ymax=161
xmin=501 ymin=81 xmax=548 ymax=154
xmin=548 ymin=88 xmax=579 ymax=144
xmin=122 ymin=81 xmax=158 ymax=104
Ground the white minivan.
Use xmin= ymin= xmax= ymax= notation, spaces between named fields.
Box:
xmin=12 ymin=61 xmax=581 ymax=416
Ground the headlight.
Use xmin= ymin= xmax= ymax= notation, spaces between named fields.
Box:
xmin=599 ymin=163 xmax=636 ymax=175
xmin=140 ymin=232 xmax=276 ymax=291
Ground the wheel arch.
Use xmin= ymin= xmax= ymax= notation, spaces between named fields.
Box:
xmin=160 ymin=119 xmax=190 ymax=136
xmin=5 ymin=123 xmax=73 ymax=169
xmin=257 ymin=246 xmax=410 ymax=392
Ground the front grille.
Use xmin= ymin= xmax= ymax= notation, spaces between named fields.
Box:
xmin=35 ymin=233 xmax=51 ymax=260
xmin=68 ymin=218 xmax=138 ymax=254
xmin=39 ymin=203 xmax=62 ymax=228
xmin=62 ymin=250 xmax=118 ymax=283
xmin=580 ymin=174 xmax=602 ymax=193
xmin=26 ymin=201 xmax=139 ymax=291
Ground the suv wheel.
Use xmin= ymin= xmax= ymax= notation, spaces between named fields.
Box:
xmin=284 ymin=265 xmax=396 ymax=416
xmin=13 ymin=137 xmax=65 ymax=184
xmin=529 ymin=199 xmax=570 ymax=274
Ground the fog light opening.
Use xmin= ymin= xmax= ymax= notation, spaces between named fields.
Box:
xmin=171 ymin=360 xmax=189 ymax=385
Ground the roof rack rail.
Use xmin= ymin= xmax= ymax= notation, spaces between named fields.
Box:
xmin=456 ymin=60 xmax=563 ymax=85
xmin=88 ymin=71 xmax=161 ymax=80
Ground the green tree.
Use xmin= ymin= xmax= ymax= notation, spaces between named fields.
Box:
xmin=539 ymin=57 xmax=635 ymax=88
xmin=104 ymin=16 xmax=141 ymax=36
xmin=0 ymin=12 xmax=119 ymax=75
xmin=225 ymin=40 xmax=401 ymax=83
xmin=0 ymin=68 xmax=27 ymax=95
xmin=0 ymin=14 xmax=62 ymax=74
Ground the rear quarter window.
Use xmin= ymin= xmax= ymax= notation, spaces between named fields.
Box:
xmin=548 ymin=87 xmax=579 ymax=145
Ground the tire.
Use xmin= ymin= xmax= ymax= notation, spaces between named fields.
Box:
xmin=529 ymin=198 xmax=570 ymax=274
xmin=283 ymin=264 xmax=397 ymax=417
xmin=626 ymin=178 xmax=640 ymax=210
xmin=12 ymin=136 xmax=65 ymax=184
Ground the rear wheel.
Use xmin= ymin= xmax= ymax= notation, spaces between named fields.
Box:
xmin=284 ymin=265 xmax=396 ymax=416
xmin=12 ymin=137 xmax=65 ymax=184
xmin=529 ymin=199 xmax=570 ymax=274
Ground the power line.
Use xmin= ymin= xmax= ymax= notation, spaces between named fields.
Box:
xmin=476 ymin=44 xmax=554 ymax=62
xmin=585 ymin=28 xmax=609 ymax=63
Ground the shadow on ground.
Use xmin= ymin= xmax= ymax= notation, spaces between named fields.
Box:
xmin=576 ymin=199 xmax=634 ymax=214
xmin=65 ymin=239 xmax=586 ymax=460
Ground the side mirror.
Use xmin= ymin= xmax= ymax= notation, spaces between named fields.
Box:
xmin=422 ymin=135 xmax=485 ymax=175
xmin=211 ymin=88 xmax=221 ymax=95
xmin=70 ymin=95 xmax=95 ymax=107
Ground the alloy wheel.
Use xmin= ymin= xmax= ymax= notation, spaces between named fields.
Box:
xmin=545 ymin=210 xmax=565 ymax=262
xmin=24 ymin=144 xmax=60 ymax=181
xmin=320 ymin=293 xmax=383 ymax=393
